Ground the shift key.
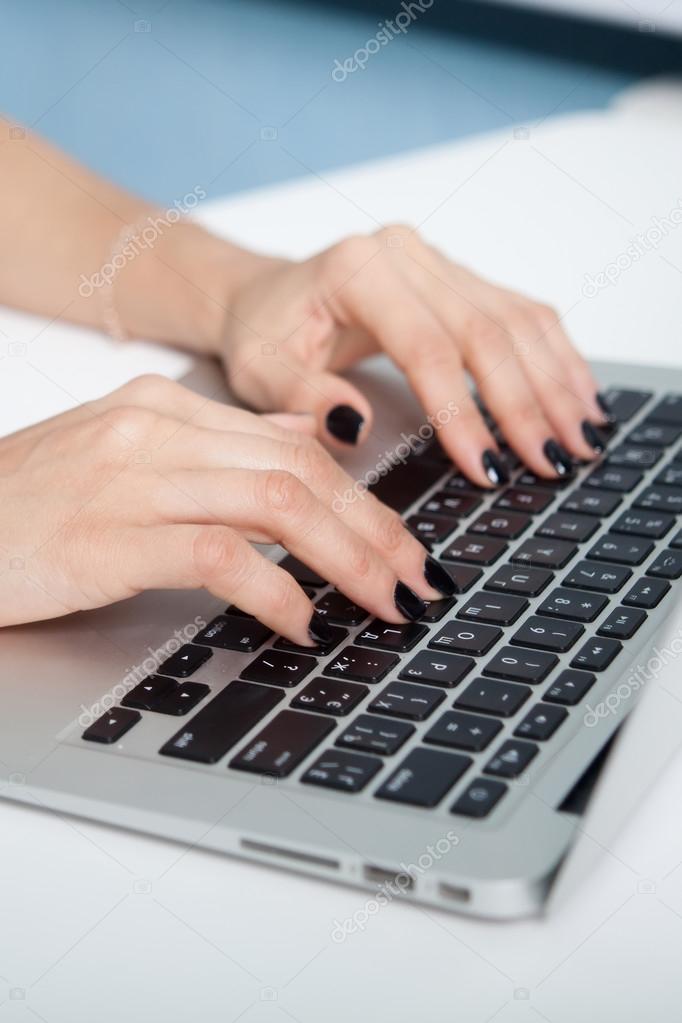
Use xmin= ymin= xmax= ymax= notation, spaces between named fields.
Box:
xmin=160 ymin=681 xmax=283 ymax=764
xmin=230 ymin=710 xmax=335 ymax=777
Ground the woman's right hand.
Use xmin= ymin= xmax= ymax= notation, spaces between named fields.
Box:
xmin=0 ymin=375 xmax=453 ymax=644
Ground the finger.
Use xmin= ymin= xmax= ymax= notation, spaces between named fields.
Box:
xmin=330 ymin=262 xmax=499 ymax=487
xmin=124 ymin=523 xmax=323 ymax=646
xmin=151 ymin=468 xmax=430 ymax=623
xmin=263 ymin=412 xmax=317 ymax=434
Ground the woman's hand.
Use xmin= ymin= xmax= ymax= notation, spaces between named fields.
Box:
xmin=219 ymin=226 xmax=609 ymax=488
xmin=0 ymin=375 xmax=453 ymax=640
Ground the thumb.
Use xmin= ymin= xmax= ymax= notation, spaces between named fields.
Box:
xmin=267 ymin=353 xmax=374 ymax=449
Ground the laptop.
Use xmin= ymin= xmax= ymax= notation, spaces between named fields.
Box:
xmin=1 ymin=354 xmax=681 ymax=919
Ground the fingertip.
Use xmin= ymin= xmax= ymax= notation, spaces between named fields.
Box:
xmin=325 ymin=404 xmax=367 ymax=446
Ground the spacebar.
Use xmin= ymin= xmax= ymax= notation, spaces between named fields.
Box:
xmin=159 ymin=681 xmax=284 ymax=764
xmin=369 ymin=458 xmax=445 ymax=513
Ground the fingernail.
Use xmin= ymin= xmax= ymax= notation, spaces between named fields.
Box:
xmin=482 ymin=449 xmax=509 ymax=487
xmin=424 ymin=556 xmax=456 ymax=597
xmin=543 ymin=439 xmax=574 ymax=477
xmin=308 ymin=610 xmax=334 ymax=645
xmin=595 ymin=392 xmax=615 ymax=423
xmin=394 ymin=581 xmax=427 ymax=621
xmin=582 ymin=420 xmax=606 ymax=454
xmin=326 ymin=405 xmax=364 ymax=445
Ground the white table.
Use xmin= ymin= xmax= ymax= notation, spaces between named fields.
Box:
xmin=2 ymin=80 xmax=682 ymax=1023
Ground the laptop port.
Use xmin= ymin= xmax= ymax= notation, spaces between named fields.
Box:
xmin=363 ymin=864 xmax=415 ymax=891
xmin=438 ymin=882 xmax=471 ymax=904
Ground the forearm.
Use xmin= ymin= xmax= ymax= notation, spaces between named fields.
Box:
xmin=0 ymin=117 xmax=267 ymax=353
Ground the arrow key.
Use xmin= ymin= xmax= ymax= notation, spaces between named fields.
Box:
xmin=514 ymin=703 xmax=567 ymax=741
xmin=83 ymin=707 xmax=141 ymax=744
xmin=122 ymin=675 xmax=178 ymax=711
xmin=154 ymin=682 xmax=210 ymax=716
xmin=157 ymin=643 xmax=212 ymax=678
xmin=484 ymin=739 xmax=538 ymax=779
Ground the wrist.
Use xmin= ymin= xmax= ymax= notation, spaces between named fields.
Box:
xmin=112 ymin=218 xmax=275 ymax=356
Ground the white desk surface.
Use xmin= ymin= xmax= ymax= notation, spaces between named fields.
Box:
xmin=2 ymin=80 xmax=682 ymax=1022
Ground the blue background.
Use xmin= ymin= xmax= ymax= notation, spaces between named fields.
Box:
xmin=2 ymin=0 xmax=634 ymax=205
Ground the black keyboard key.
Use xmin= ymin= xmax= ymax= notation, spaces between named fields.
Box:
xmin=484 ymin=739 xmax=538 ymax=778
xmin=600 ymin=387 xmax=652 ymax=422
xmin=544 ymin=669 xmax=595 ymax=705
xmin=571 ymin=637 xmax=622 ymax=671
xmin=275 ymin=624 xmax=347 ymax=656
xmin=634 ymin=486 xmax=682 ymax=514
xmin=588 ymin=534 xmax=654 ymax=566
xmin=399 ymin=650 xmax=474 ymax=688
xmin=564 ymin=560 xmax=632 ymax=593
xmin=421 ymin=596 xmax=457 ymax=622
xmin=444 ymin=473 xmax=486 ymax=493
xmin=419 ymin=491 xmax=481 ymax=518
xmin=356 ymin=620 xmax=427 ymax=652
xmin=647 ymin=549 xmax=682 ymax=579
xmin=597 ymin=606 xmax=646 ymax=639
xmin=160 ymin=681 xmax=283 ymax=763
xmin=323 ymin=646 xmax=398 ymax=683
xmin=628 ymin=421 xmax=681 ymax=446
xmin=154 ymin=682 xmax=210 ymax=716
xmin=514 ymin=704 xmax=567 ymax=741
xmin=623 ymin=577 xmax=670 ymax=608
xmin=511 ymin=538 xmax=577 ymax=569
xmin=536 ymin=513 xmax=598 ymax=544
xmin=279 ymin=555 xmax=326 ymax=587
xmin=671 ymin=529 xmax=682 ymax=549
xmin=560 ymin=489 xmax=621 ymax=517
xmin=655 ymin=465 xmax=682 ymax=488
xmin=457 ymin=592 xmax=528 ymax=626
xmin=606 ymin=444 xmax=661 ymax=469
xmin=370 ymin=458 xmax=444 ymax=513
xmin=611 ymin=511 xmax=674 ymax=540
xmin=424 ymin=710 xmax=502 ymax=752
xmin=450 ymin=778 xmax=507 ymax=818
xmin=483 ymin=647 xmax=558 ymax=684
xmin=368 ymin=682 xmax=444 ymax=720
xmin=516 ymin=471 xmax=571 ymax=490
xmin=438 ymin=563 xmax=482 ymax=593
xmin=302 ymin=750 xmax=381 ymax=792
xmin=157 ymin=644 xmax=212 ymax=679
xmin=83 ymin=707 xmax=141 ymax=744
xmin=429 ymin=621 xmax=502 ymax=656
xmin=195 ymin=615 xmax=272 ymax=652
xmin=314 ymin=591 xmax=368 ymax=626
xmin=230 ymin=709 xmax=334 ymax=777
xmin=585 ymin=466 xmax=642 ymax=492
xmin=291 ymin=677 xmax=368 ymax=716
xmin=442 ymin=535 xmax=507 ymax=566
xmin=494 ymin=488 xmax=554 ymax=514
xmin=336 ymin=715 xmax=414 ymax=756
xmin=121 ymin=676 xmax=177 ymax=711
xmin=407 ymin=514 xmax=457 ymax=547
xmin=469 ymin=510 xmax=530 ymax=539
xmin=484 ymin=564 xmax=553 ymax=597
xmin=456 ymin=677 xmax=531 ymax=716
xmin=375 ymin=748 xmax=471 ymax=807
xmin=539 ymin=587 xmax=608 ymax=623
xmin=511 ymin=615 xmax=584 ymax=653
xmin=241 ymin=649 xmax=316 ymax=687
xmin=648 ymin=393 xmax=682 ymax=425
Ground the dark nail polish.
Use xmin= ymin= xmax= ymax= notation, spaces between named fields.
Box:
xmin=308 ymin=610 xmax=334 ymax=646
xmin=582 ymin=420 xmax=606 ymax=454
xmin=394 ymin=581 xmax=427 ymax=621
xmin=482 ymin=449 xmax=509 ymax=487
xmin=326 ymin=405 xmax=364 ymax=445
xmin=596 ymin=392 xmax=615 ymax=423
xmin=424 ymin=555 xmax=456 ymax=597
xmin=543 ymin=439 xmax=574 ymax=477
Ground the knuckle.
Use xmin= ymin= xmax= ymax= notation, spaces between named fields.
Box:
xmin=373 ymin=506 xmax=407 ymax=559
xmin=288 ymin=438 xmax=329 ymax=484
xmin=266 ymin=570 xmax=301 ymax=618
xmin=463 ymin=316 xmax=508 ymax=355
xmin=532 ymin=302 xmax=560 ymax=331
xmin=346 ymin=539 xmax=374 ymax=582
xmin=118 ymin=373 xmax=177 ymax=404
xmin=412 ymin=336 xmax=454 ymax=374
xmin=88 ymin=405 xmax=158 ymax=451
xmin=259 ymin=469 xmax=310 ymax=518
xmin=327 ymin=234 xmax=375 ymax=275
xmin=191 ymin=527 xmax=244 ymax=584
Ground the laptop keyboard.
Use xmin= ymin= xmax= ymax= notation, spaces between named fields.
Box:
xmin=81 ymin=387 xmax=682 ymax=820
